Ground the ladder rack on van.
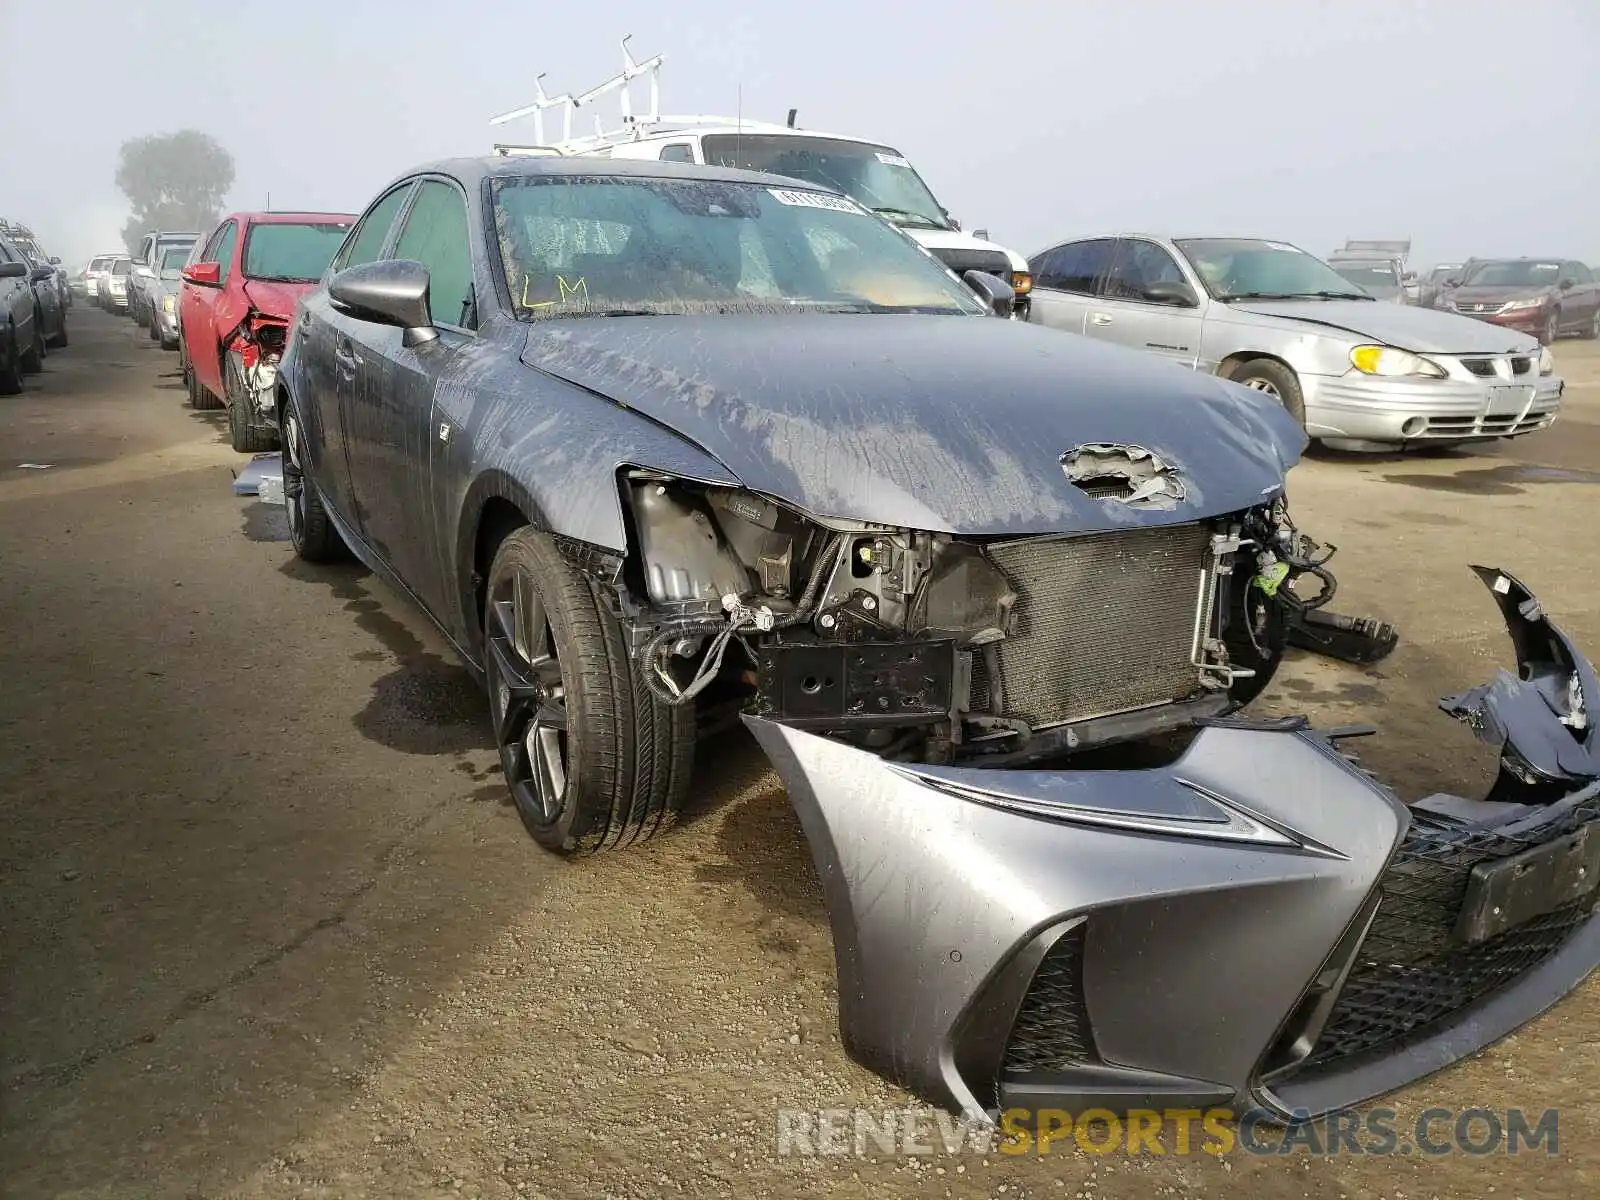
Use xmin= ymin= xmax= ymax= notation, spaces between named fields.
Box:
xmin=488 ymin=36 xmax=799 ymax=157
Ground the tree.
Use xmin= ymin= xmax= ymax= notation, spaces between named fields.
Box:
xmin=115 ymin=131 xmax=235 ymax=253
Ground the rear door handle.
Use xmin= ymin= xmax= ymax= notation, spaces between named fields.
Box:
xmin=1089 ymin=312 xmax=1113 ymax=326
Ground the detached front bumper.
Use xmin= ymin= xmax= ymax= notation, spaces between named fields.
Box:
xmin=1302 ymin=370 xmax=1562 ymax=447
xmin=748 ymin=567 xmax=1600 ymax=1121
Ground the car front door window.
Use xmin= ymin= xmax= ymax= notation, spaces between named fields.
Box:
xmin=213 ymin=222 xmax=238 ymax=284
xmin=1105 ymin=239 xmax=1185 ymax=302
xmin=390 ymin=180 xmax=476 ymax=329
xmin=338 ymin=184 xmax=415 ymax=273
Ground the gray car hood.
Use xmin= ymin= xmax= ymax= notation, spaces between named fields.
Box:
xmin=1229 ymin=298 xmax=1537 ymax=354
xmin=520 ymin=314 xmax=1304 ymax=536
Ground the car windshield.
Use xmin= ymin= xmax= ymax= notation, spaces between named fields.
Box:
xmin=242 ymin=221 xmax=353 ymax=282
xmin=1330 ymin=263 xmax=1397 ymax=296
xmin=1176 ymin=238 xmax=1376 ymax=300
xmin=111 ymin=259 xmax=131 ymax=276
xmin=159 ymin=246 xmax=190 ymax=277
xmin=698 ymin=134 xmax=951 ymax=230
xmin=492 ymin=176 xmax=986 ymax=320
xmin=1460 ymin=260 xmax=1561 ymax=288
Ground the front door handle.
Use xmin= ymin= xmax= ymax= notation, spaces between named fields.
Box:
xmin=1089 ymin=312 xmax=1113 ymax=326
xmin=298 ymin=311 xmax=313 ymax=334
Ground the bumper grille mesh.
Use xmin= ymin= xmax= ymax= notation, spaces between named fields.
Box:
xmin=970 ymin=525 xmax=1210 ymax=727
xmin=1003 ymin=924 xmax=1098 ymax=1073
xmin=1303 ymin=794 xmax=1600 ymax=1071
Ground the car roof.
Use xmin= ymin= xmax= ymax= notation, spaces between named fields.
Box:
xmin=220 ymin=210 xmax=360 ymax=225
xmin=380 ymin=155 xmax=845 ymax=196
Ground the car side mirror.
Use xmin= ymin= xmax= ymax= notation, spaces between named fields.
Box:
xmin=972 ymin=228 xmax=989 ymax=241
xmin=330 ymin=259 xmax=439 ymax=347
xmin=0 ymin=261 xmax=28 ymax=280
xmin=49 ymin=256 xmax=61 ymax=265
xmin=961 ymin=269 xmax=1017 ymax=317
xmin=182 ymin=261 xmax=221 ymax=287
xmin=1141 ymin=280 xmax=1200 ymax=307
xmin=1444 ymin=278 xmax=1460 ymax=288
xmin=1559 ymin=278 xmax=1574 ymax=291
xmin=30 ymin=266 xmax=55 ymax=284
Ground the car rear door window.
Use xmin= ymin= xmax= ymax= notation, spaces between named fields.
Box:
xmin=1033 ymin=239 xmax=1113 ymax=295
xmin=1105 ymin=239 xmax=1185 ymax=301
xmin=338 ymin=184 xmax=415 ymax=273
xmin=391 ymin=180 xmax=475 ymax=329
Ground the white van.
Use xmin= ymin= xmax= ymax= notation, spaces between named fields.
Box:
xmin=490 ymin=41 xmax=1033 ymax=313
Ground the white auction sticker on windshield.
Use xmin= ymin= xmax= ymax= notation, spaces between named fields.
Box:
xmin=1263 ymin=241 xmax=1302 ymax=252
xmin=767 ymin=188 xmax=863 ymax=213
xmin=875 ymin=152 xmax=912 ymax=168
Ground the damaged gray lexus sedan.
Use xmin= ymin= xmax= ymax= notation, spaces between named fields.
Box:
xmin=277 ymin=156 xmax=1600 ymax=1125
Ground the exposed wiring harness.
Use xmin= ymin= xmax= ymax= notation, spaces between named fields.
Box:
xmin=639 ymin=531 xmax=845 ymax=706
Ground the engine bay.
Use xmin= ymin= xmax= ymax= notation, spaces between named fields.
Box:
xmin=613 ymin=471 xmax=1354 ymax=766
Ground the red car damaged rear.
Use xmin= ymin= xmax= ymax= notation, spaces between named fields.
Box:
xmin=179 ymin=212 xmax=356 ymax=452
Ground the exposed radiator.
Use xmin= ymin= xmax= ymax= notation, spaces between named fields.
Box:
xmin=970 ymin=523 xmax=1212 ymax=727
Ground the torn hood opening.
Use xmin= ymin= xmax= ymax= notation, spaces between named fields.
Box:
xmin=242 ymin=277 xmax=316 ymax=320
xmin=520 ymin=314 xmax=1304 ymax=536
xmin=1227 ymin=298 xmax=1539 ymax=354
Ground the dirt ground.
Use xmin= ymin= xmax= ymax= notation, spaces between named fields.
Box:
xmin=2 ymin=310 xmax=1598 ymax=1200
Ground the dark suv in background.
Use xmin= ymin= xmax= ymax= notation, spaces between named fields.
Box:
xmin=1438 ymin=258 xmax=1600 ymax=343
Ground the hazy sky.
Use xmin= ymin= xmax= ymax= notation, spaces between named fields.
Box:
xmin=3 ymin=0 xmax=1595 ymax=270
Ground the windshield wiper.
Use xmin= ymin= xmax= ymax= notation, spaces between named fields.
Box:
xmin=871 ymin=207 xmax=947 ymax=230
xmin=1222 ymin=290 xmax=1375 ymax=302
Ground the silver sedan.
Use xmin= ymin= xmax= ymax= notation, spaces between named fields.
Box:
xmin=1025 ymin=234 xmax=1563 ymax=450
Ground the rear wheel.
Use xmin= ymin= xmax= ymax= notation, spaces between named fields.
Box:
xmin=1585 ymin=309 xmax=1600 ymax=341
xmin=46 ymin=316 xmax=67 ymax=350
xmin=1225 ymin=357 xmax=1305 ymax=426
xmin=187 ymin=354 xmax=222 ymax=410
xmin=484 ymin=528 xmax=694 ymax=855
xmin=0 ymin=325 xmax=22 ymax=395
xmin=20 ymin=316 xmax=45 ymax=373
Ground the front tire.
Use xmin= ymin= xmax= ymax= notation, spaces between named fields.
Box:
xmin=1225 ymin=357 xmax=1306 ymax=426
xmin=1542 ymin=309 xmax=1559 ymax=345
xmin=225 ymin=351 xmax=279 ymax=452
xmin=280 ymin=394 xmax=347 ymax=563
xmin=1585 ymin=309 xmax=1600 ymax=341
xmin=46 ymin=318 xmax=68 ymax=350
xmin=485 ymin=528 xmax=694 ymax=855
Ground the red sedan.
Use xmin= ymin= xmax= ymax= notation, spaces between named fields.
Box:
xmin=179 ymin=211 xmax=356 ymax=451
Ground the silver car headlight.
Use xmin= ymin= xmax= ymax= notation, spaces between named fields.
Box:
xmin=1539 ymin=345 xmax=1555 ymax=376
xmin=1350 ymin=345 xmax=1447 ymax=379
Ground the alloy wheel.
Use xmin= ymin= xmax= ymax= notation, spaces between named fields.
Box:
xmin=1242 ymin=377 xmax=1281 ymax=399
xmin=281 ymin=409 xmax=310 ymax=546
xmin=486 ymin=572 xmax=569 ymax=824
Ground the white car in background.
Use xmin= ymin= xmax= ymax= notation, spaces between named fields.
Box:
xmin=1025 ymin=233 xmax=1563 ymax=450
